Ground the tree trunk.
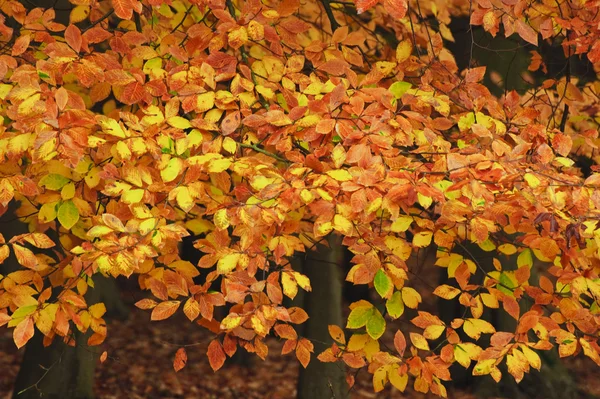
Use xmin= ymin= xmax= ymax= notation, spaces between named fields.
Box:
xmin=297 ymin=235 xmax=348 ymax=399
xmin=12 ymin=275 xmax=128 ymax=399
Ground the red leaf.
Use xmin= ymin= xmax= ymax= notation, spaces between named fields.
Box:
xmin=12 ymin=244 xmax=39 ymax=270
xmin=503 ymin=296 xmax=520 ymax=320
xmin=515 ymin=20 xmax=538 ymax=46
xmin=394 ymin=330 xmax=407 ymax=357
xmin=383 ymin=0 xmax=407 ymax=19
xmin=173 ymin=348 xmax=187 ymax=372
xmin=296 ymin=338 xmax=314 ymax=368
xmin=355 ymin=0 xmax=380 ymax=14
xmin=14 ymin=316 xmax=34 ymax=349
xmin=150 ymin=301 xmax=180 ymax=321
xmin=65 ymin=25 xmax=82 ymax=53
xmin=121 ymin=82 xmax=147 ymax=105
xmin=207 ymin=340 xmax=226 ymax=371
xmin=113 ymin=0 xmax=134 ymax=20
xmin=12 ymin=35 xmax=30 ymax=56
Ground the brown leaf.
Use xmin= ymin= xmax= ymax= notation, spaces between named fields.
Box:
xmin=515 ymin=20 xmax=538 ymax=46
xmin=14 ymin=316 xmax=34 ymax=349
xmin=383 ymin=0 xmax=408 ymax=19
xmin=65 ymin=25 xmax=82 ymax=53
xmin=12 ymin=35 xmax=30 ymax=56
xmin=173 ymin=348 xmax=187 ymax=372
xmin=296 ymin=338 xmax=314 ymax=368
xmin=207 ymin=340 xmax=226 ymax=371
xmin=394 ymin=330 xmax=407 ymax=357
xmin=151 ymin=301 xmax=180 ymax=321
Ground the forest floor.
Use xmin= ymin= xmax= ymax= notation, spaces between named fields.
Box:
xmin=2 ymin=280 xmax=600 ymax=398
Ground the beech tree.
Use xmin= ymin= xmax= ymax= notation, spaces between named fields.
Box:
xmin=1 ymin=0 xmax=600 ymax=397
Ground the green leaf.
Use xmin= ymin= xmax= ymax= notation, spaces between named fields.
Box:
xmin=386 ymin=291 xmax=404 ymax=319
xmin=366 ymin=310 xmax=386 ymax=340
xmin=498 ymin=272 xmax=516 ymax=296
xmin=374 ymin=269 xmax=392 ymax=298
xmin=57 ymin=200 xmax=79 ymax=230
xmin=39 ymin=174 xmax=70 ymax=190
xmin=347 ymin=305 xmax=374 ymax=329
xmin=517 ymin=249 xmax=533 ymax=268
xmin=389 ymin=81 xmax=411 ymax=99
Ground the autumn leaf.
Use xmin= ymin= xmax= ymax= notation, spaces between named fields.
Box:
xmin=13 ymin=316 xmax=34 ymax=349
xmin=355 ymin=0 xmax=380 ymax=14
xmin=207 ymin=340 xmax=226 ymax=371
xmin=151 ymin=301 xmax=180 ymax=321
xmin=173 ymin=348 xmax=187 ymax=372
xmin=516 ymin=20 xmax=538 ymax=46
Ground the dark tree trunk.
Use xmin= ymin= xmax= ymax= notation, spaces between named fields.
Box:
xmin=12 ymin=275 xmax=128 ymax=399
xmin=297 ymin=235 xmax=348 ymax=399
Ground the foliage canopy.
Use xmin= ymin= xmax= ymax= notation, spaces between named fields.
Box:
xmin=1 ymin=0 xmax=600 ymax=395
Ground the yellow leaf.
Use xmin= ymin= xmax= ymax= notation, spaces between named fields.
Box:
xmin=214 ymin=209 xmax=230 ymax=230
xmin=38 ymin=202 xmax=58 ymax=224
xmin=373 ymin=366 xmax=388 ymax=392
xmin=385 ymin=236 xmax=412 ymax=260
xmin=222 ymin=137 xmax=237 ymax=154
xmin=263 ymin=56 xmax=285 ymax=82
xmin=98 ymin=117 xmax=127 ymax=138
xmin=463 ymin=318 xmax=495 ymax=340
xmin=498 ymin=243 xmax=517 ymax=255
xmin=57 ymin=200 xmax=79 ymax=230
xmin=167 ymin=116 xmax=192 ymax=129
xmin=410 ymin=332 xmax=430 ymax=351
xmin=197 ymin=92 xmax=215 ymax=112
xmin=217 ymin=253 xmax=240 ymax=274
xmin=173 ymin=188 xmax=193 ymax=214
xmin=520 ymin=345 xmax=541 ymax=370
xmin=297 ymin=114 xmax=320 ymax=127
xmin=161 ymin=158 xmax=184 ymax=182
xmin=524 ymin=173 xmax=540 ymax=188
xmin=396 ymin=40 xmax=412 ymax=63
xmin=300 ymin=189 xmax=314 ymax=204
xmin=375 ymin=61 xmax=396 ymax=75
xmin=423 ymin=325 xmax=445 ymax=340
xmin=0 ymin=84 xmax=12 ymax=100
xmin=433 ymin=284 xmax=461 ymax=300
xmin=333 ymin=214 xmax=353 ymax=235
xmin=390 ymin=216 xmax=413 ymax=232
xmin=207 ymin=158 xmax=232 ymax=173
xmin=326 ymin=169 xmax=353 ymax=182
xmin=282 ymin=272 xmax=298 ymax=299
xmin=251 ymin=314 xmax=267 ymax=336
xmin=122 ymin=189 xmax=144 ymax=204
xmin=220 ymin=313 xmax=242 ymax=330
xmin=388 ymin=364 xmax=408 ymax=392
xmin=89 ymin=303 xmax=106 ymax=318
xmin=413 ymin=231 xmax=433 ymax=247
xmin=401 ymin=287 xmax=421 ymax=309
xmin=293 ymin=272 xmax=311 ymax=291
xmin=70 ymin=5 xmax=90 ymax=23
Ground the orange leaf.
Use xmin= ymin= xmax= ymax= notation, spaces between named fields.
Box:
xmin=207 ymin=340 xmax=226 ymax=371
xmin=151 ymin=301 xmax=180 ymax=321
xmin=173 ymin=348 xmax=187 ymax=372
xmin=383 ymin=0 xmax=407 ymax=19
xmin=515 ymin=20 xmax=538 ymax=46
xmin=14 ymin=316 xmax=34 ymax=349
xmin=12 ymin=35 xmax=30 ymax=56
xmin=394 ymin=330 xmax=407 ymax=356
xmin=296 ymin=338 xmax=314 ymax=368
xmin=355 ymin=0 xmax=379 ymax=14
xmin=65 ymin=25 xmax=82 ymax=53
